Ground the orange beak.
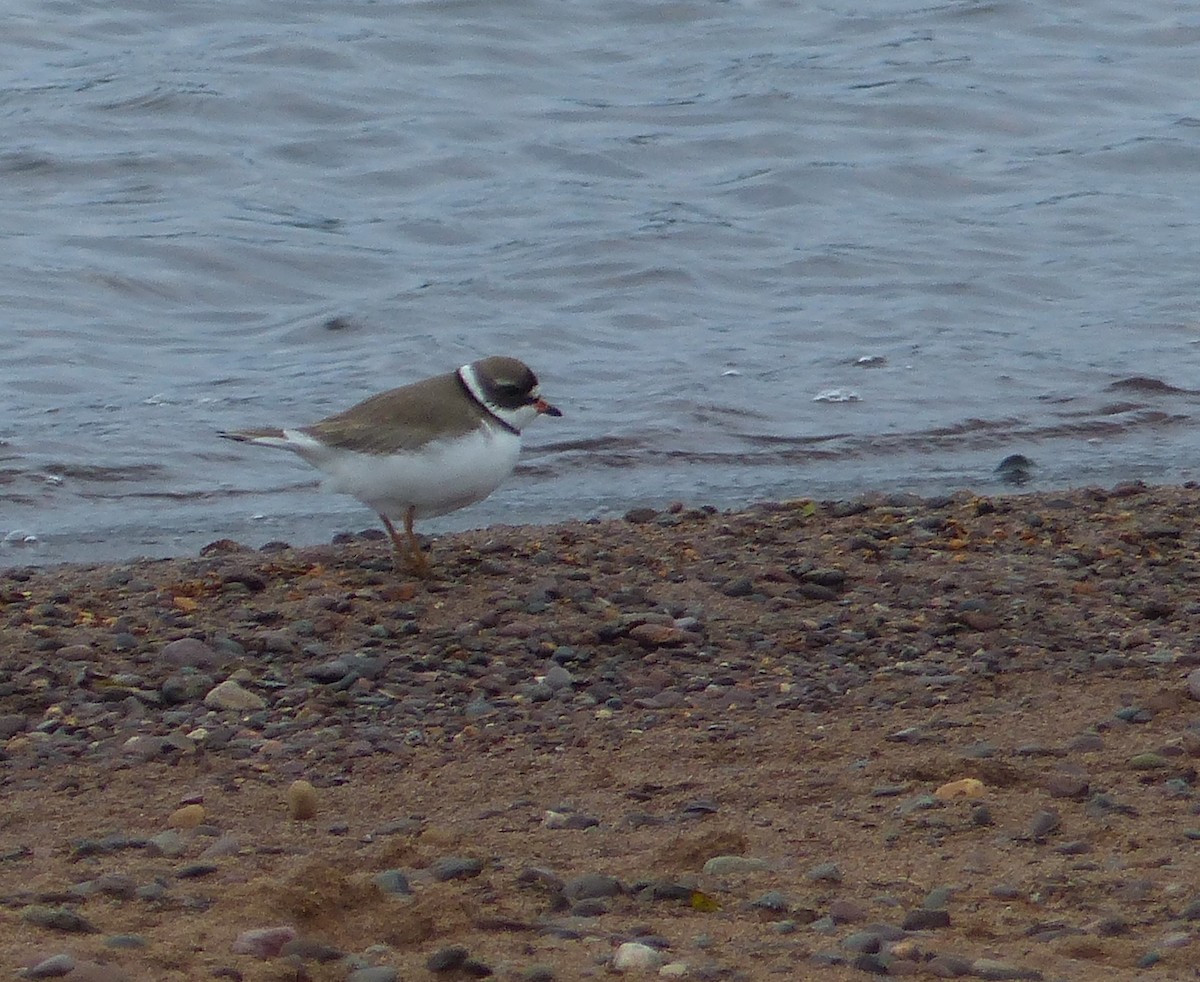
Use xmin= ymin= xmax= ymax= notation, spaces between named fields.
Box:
xmin=535 ymin=397 xmax=563 ymax=417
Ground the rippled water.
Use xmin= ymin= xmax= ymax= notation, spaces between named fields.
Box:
xmin=3 ymin=0 xmax=1200 ymax=566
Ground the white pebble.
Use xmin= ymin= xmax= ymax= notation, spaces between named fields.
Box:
xmin=613 ymin=942 xmax=664 ymax=973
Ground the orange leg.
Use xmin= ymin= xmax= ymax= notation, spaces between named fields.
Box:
xmin=379 ymin=508 xmax=430 ymax=578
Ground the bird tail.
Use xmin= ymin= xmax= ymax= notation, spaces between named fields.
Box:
xmin=219 ymin=428 xmax=294 ymax=450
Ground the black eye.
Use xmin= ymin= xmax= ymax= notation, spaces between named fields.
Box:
xmin=499 ymin=383 xmax=522 ymax=396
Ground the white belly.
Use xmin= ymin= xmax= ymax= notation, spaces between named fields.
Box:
xmin=304 ymin=426 xmax=522 ymax=520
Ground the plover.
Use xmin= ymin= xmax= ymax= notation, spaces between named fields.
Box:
xmin=220 ymin=355 xmax=561 ymax=575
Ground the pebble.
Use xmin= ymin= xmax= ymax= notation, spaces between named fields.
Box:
xmin=934 ymin=778 xmax=985 ymax=800
xmin=105 ymin=934 xmax=147 ymax=949
xmin=22 ymin=953 xmax=77 ymax=978
xmin=702 ymin=855 xmax=769 ymax=875
xmin=167 ymin=803 xmax=206 ymax=829
xmin=1045 ymin=772 xmax=1089 ymax=799
xmin=146 ymin=830 xmax=186 ymax=858
xmin=829 ymin=899 xmax=866 ymax=923
xmin=751 ymin=890 xmax=789 ymax=912
xmin=161 ymin=637 xmax=221 ymax=668
xmin=842 ymin=931 xmax=882 ymax=953
xmin=612 ymin=941 xmax=664 ymax=973
xmin=806 ymin=861 xmax=842 ymax=883
xmin=426 ymin=945 xmax=469 ymax=971
xmin=203 ymin=679 xmax=265 ymax=711
xmin=22 ymin=905 xmax=96 ymax=933
xmin=1028 ymin=808 xmax=1061 ymax=839
xmin=563 ymin=872 xmax=621 ymax=900
xmin=230 ymin=925 xmax=298 ymax=958
xmin=926 ymin=953 xmax=973 ymax=977
xmin=373 ymin=869 xmax=412 ymax=895
xmin=430 ymin=856 xmax=484 ymax=881
xmin=286 ymin=779 xmax=319 ymax=820
xmin=901 ymin=908 xmax=950 ymax=930
xmin=1187 ymin=668 xmax=1200 ymax=701
xmin=199 ymin=835 xmax=242 ymax=859
xmin=896 ymin=794 xmax=940 ymax=816
xmin=970 ymin=958 xmax=1043 ymax=980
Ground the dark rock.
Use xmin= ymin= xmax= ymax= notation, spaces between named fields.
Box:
xmin=902 ymin=907 xmax=950 ymax=930
xmin=21 ymin=905 xmax=96 ymax=933
xmin=426 ymin=945 xmax=469 ymax=972
xmin=430 ymin=856 xmax=484 ymax=881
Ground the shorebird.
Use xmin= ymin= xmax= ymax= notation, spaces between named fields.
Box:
xmin=220 ymin=356 xmax=561 ymax=575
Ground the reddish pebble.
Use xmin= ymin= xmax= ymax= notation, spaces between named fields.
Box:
xmin=231 ymin=926 xmax=298 ymax=959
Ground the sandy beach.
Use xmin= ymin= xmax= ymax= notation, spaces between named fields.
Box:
xmin=3 ymin=483 xmax=1200 ymax=981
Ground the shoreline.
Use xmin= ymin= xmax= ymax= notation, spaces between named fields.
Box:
xmin=0 ymin=477 xmax=1177 ymax=577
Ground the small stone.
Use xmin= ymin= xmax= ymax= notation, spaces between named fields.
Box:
xmin=542 ymin=665 xmax=574 ymax=691
xmin=970 ymin=958 xmax=1043 ymax=980
xmin=430 ymin=856 xmax=484 ymax=881
xmin=22 ymin=905 xmax=96 ymax=933
xmin=1028 ymin=808 xmax=1061 ymax=839
xmin=200 ymin=835 xmax=242 ymax=859
xmin=851 ymin=953 xmax=890 ymax=975
xmin=1187 ymin=668 xmax=1200 ymax=701
xmin=1046 ymin=772 xmax=1089 ymax=799
xmin=286 ymin=780 xmax=319 ymax=820
xmin=612 ymin=941 xmax=664 ymax=973
xmin=628 ymin=624 xmax=688 ymax=648
xmin=161 ymin=638 xmax=220 ymax=668
xmin=146 ymin=830 xmax=186 ymax=858
xmin=842 ymin=931 xmax=882 ymax=953
xmin=426 ymin=945 xmax=469 ymax=972
xmin=806 ymin=862 xmax=842 ymax=883
xmin=896 ymin=794 xmax=940 ymax=816
xmin=934 ymin=778 xmax=985 ymax=800
xmin=926 ymin=953 xmax=973 ymax=977
xmin=23 ymin=953 xmax=76 ymax=978
xmin=829 ymin=899 xmax=866 ymax=923
xmin=902 ymin=908 xmax=951 ymax=930
xmin=1128 ymin=752 xmax=1169 ymax=770
xmin=0 ymin=713 xmax=27 ymax=739
xmin=92 ymin=873 xmax=138 ymax=899
xmin=923 ymin=887 xmax=955 ymax=909
xmin=702 ymin=855 xmax=769 ymax=875
xmin=373 ymin=869 xmax=411 ymax=895
xmin=720 ymin=577 xmax=755 ymax=598
xmin=167 ymin=803 xmax=205 ymax=829
xmin=751 ymin=890 xmax=790 ymax=912
xmin=231 ymin=925 xmax=298 ymax=958
xmin=1068 ymin=731 xmax=1104 ymax=752
xmin=203 ymin=679 xmax=265 ymax=711
xmin=176 ymin=863 xmax=218 ymax=879
xmin=105 ymin=934 xmax=147 ymax=949
xmin=563 ymin=872 xmax=621 ymax=900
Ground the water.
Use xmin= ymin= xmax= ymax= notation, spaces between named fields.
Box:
xmin=3 ymin=0 xmax=1200 ymax=566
